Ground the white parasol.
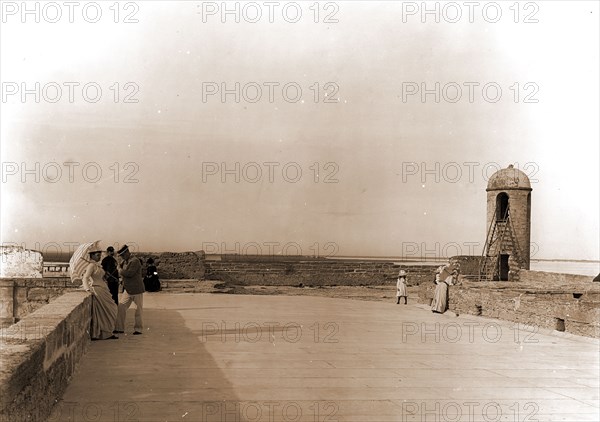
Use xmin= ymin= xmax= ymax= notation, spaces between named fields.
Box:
xmin=69 ymin=240 xmax=102 ymax=283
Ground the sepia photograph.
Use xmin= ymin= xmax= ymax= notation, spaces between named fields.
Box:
xmin=1 ymin=1 xmax=599 ymax=421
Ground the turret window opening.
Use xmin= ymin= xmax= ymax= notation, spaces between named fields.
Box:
xmin=496 ymin=193 xmax=509 ymax=222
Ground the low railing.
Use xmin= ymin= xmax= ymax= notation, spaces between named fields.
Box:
xmin=42 ymin=262 xmax=70 ymax=277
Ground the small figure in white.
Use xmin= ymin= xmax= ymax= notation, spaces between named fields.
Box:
xmin=396 ymin=270 xmax=408 ymax=305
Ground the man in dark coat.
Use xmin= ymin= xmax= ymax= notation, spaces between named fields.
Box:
xmin=101 ymin=246 xmax=120 ymax=305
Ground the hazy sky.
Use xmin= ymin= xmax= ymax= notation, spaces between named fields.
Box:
xmin=1 ymin=1 xmax=599 ymax=260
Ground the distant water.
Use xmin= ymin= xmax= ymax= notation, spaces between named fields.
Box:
xmin=334 ymin=256 xmax=600 ymax=277
xmin=530 ymin=260 xmax=599 ymax=277
xmin=332 ymin=256 xmax=446 ymax=266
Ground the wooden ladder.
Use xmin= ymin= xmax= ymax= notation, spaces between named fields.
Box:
xmin=479 ymin=205 xmax=522 ymax=281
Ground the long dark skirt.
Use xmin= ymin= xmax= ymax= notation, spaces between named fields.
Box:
xmin=144 ymin=275 xmax=161 ymax=292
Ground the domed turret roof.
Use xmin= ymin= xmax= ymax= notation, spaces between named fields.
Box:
xmin=487 ymin=165 xmax=532 ymax=191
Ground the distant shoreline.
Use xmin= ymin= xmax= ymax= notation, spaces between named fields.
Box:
xmin=42 ymin=252 xmax=599 ymax=264
xmin=531 ymin=258 xmax=600 ymax=263
xmin=328 ymin=256 xmax=600 ymax=263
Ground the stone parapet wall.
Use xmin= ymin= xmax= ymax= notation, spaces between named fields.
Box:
xmin=206 ymin=260 xmax=439 ymax=286
xmin=0 ymin=292 xmax=92 ymax=421
xmin=450 ymin=256 xmax=482 ymax=278
xmin=517 ymin=269 xmax=592 ymax=284
xmin=419 ymin=277 xmax=600 ymax=338
xmin=120 ymin=251 xmax=206 ymax=280
xmin=0 ymin=278 xmax=78 ymax=325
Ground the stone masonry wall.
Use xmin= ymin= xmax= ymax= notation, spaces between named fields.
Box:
xmin=0 ymin=291 xmax=92 ymax=421
xmin=517 ymin=269 xmax=592 ymax=284
xmin=129 ymin=251 xmax=206 ymax=280
xmin=419 ymin=274 xmax=599 ymax=338
xmin=451 ymin=256 xmax=482 ymax=278
xmin=205 ymin=260 xmax=439 ymax=286
xmin=0 ymin=278 xmax=78 ymax=325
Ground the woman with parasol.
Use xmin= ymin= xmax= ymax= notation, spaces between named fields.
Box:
xmin=70 ymin=241 xmax=118 ymax=340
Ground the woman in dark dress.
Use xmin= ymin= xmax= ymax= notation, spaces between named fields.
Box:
xmin=144 ymin=258 xmax=161 ymax=292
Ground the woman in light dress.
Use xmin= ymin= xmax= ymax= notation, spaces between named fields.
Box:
xmin=431 ymin=265 xmax=458 ymax=314
xmin=396 ymin=270 xmax=408 ymax=304
xmin=82 ymin=249 xmax=119 ymax=340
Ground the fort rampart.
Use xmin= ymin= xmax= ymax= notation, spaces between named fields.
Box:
xmin=419 ymin=270 xmax=599 ymax=338
xmin=0 ymin=292 xmax=91 ymax=421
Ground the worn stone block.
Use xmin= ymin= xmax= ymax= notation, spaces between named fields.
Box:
xmin=0 ymin=285 xmax=14 ymax=321
xmin=0 ymin=246 xmax=43 ymax=278
xmin=27 ymin=287 xmax=52 ymax=302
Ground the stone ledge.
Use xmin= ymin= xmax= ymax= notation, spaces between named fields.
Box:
xmin=455 ymin=279 xmax=599 ymax=295
xmin=419 ymin=280 xmax=600 ymax=338
xmin=0 ymin=291 xmax=91 ymax=421
xmin=0 ymin=277 xmax=80 ymax=323
xmin=518 ymin=269 xmax=594 ymax=285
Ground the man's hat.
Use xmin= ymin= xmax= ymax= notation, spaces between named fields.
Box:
xmin=398 ymin=270 xmax=407 ymax=277
xmin=107 ymin=246 xmax=115 ymax=252
xmin=117 ymin=245 xmax=129 ymax=256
